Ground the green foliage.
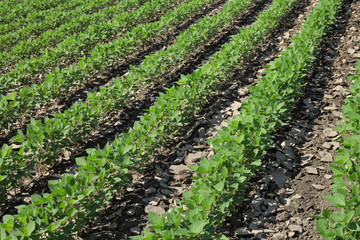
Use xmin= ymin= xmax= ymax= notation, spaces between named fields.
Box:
xmin=0 ymin=0 xmax=344 ymax=238
xmin=0 ymin=0 xmax=253 ymax=206
xmin=0 ymin=0 xmax=65 ymax=25
xmin=312 ymin=42 xmax=360 ymax=239
xmin=0 ymin=0 xmax=170 ymax=95
xmin=0 ymin=0 xmax=258 ymax=238
xmin=134 ymin=0 xmax=343 ymax=238
xmin=0 ymin=0 xmax=116 ymax=53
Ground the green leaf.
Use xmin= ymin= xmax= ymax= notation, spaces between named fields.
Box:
xmin=316 ymin=220 xmax=329 ymax=233
xmin=330 ymin=212 xmax=346 ymax=222
xmin=25 ymin=221 xmax=36 ymax=236
xmin=1 ymin=215 xmax=14 ymax=232
xmin=322 ymin=209 xmax=332 ymax=219
xmin=214 ymin=181 xmax=225 ymax=192
xmin=330 ymin=165 xmax=347 ymax=177
xmin=66 ymin=207 xmax=77 ymax=218
xmin=120 ymin=144 xmax=133 ymax=154
xmin=189 ymin=220 xmax=206 ymax=234
xmin=166 ymin=212 xmax=180 ymax=227
xmin=31 ymin=195 xmax=45 ymax=205
xmin=75 ymin=157 xmax=87 ymax=167
xmin=324 ymin=193 xmax=346 ymax=207
xmin=47 ymin=220 xmax=62 ymax=231
xmin=0 ymin=226 xmax=6 ymax=240
xmin=148 ymin=212 xmax=163 ymax=227
xmin=333 ymin=152 xmax=349 ymax=164
xmin=215 ymin=234 xmax=229 ymax=240
xmin=65 ymin=184 xmax=74 ymax=197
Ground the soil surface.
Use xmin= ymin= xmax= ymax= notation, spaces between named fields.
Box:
xmin=78 ymin=0 xmax=360 ymax=239
xmin=1 ymin=0 xmax=360 ymax=239
xmin=218 ymin=0 xmax=360 ymax=239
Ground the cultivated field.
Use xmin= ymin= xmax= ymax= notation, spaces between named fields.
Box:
xmin=0 ymin=0 xmax=359 ymax=239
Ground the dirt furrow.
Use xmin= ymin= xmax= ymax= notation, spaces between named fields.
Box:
xmin=74 ymin=0 xmax=317 ymax=238
xmin=217 ymin=0 xmax=359 ymax=239
xmin=0 ymin=0 xmax=232 ymax=218
xmin=0 ymin=0 xmax=269 ymax=221
xmin=0 ymin=0 xmax=229 ymax=141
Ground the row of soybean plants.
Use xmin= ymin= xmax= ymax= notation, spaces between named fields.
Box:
xmin=0 ymin=0 xmax=65 ymax=25
xmin=132 ymin=0 xmax=344 ymax=238
xmin=313 ymin=46 xmax=360 ymax=239
xmin=0 ymin=0 xmax=147 ymax=68
xmin=0 ymin=0 xmax=120 ymax=52
xmin=0 ymin=0 xmax=296 ymax=238
xmin=0 ymin=0 xmax=219 ymax=128
xmin=0 ymin=0 xmax=161 ymax=83
xmin=0 ymin=0 xmax=255 ymax=205
xmin=0 ymin=0 xmax=97 ymax=36
xmin=0 ymin=0 xmax=84 ymax=35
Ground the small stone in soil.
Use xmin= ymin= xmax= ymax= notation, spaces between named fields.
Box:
xmin=110 ymin=222 xmax=117 ymax=229
xmin=276 ymin=151 xmax=287 ymax=162
xmin=276 ymin=211 xmax=290 ymax=221
xmin=160 ymin=189 xmax=173 ymax=196
xmin=285 ymin=188 xmax=294 ymax=195
xmin=301 ymin=154 xmax=314 ymax=161
xmin=126 ymin=209 xmax=136 ymax=216
xmin=272 ymin=169 xmax=290 ymax=188
xmin=283 ymin=161 xmax=293 ymax=170
xmin=115 ymin=209 xmax=123 ymax=216
xmin=291 ymin=194 xmax=302 ymax=199
xmin=145 ymin=187 xmax=156 ymax=195
xmin=288 ymin=232 xmax=296 ymax=238
xmin=169 ymin=164 xmax=191 ymax=181
xmin=173 ymin=157 xmax=183 ymax=164
xmin=324 ymin=174 xmax=332 ymax=179
xmin=249 ymin=223 xmax=258 ymax=230
xmin=155 ymin=168 xmax=164 ymax=175
xmin=288 ymin=225 xmax=302 ymax=233
xmin=312 ymin=184 xmax=326 ymax=190
xmin=348 ymin=48 xmax=356 ymax=54
xmin=305 ymin=167 xmax=318 ymax=175
xmin=143 ymin=196 xmax=155 ymax=204
xmin=322 ymin=142 xmax=332 ymax=149
xmin=159 ymin=181 xmax=169 ymax=189
xmin=130 ymin=227 xmax=141 ymax=235
xmin=272 ymin=232 xmax=287 ymax=240
xmin=144 ymin=205 xmax=165 ymax=215
xmin=236 ymin=227 xmax=251 ymax=236
xmin=264 ymin=206 xmax=278 ymax=217
xmin=323 ymin=128 xmax=338 ymax=138
xmin=184 ymin=152 xmax=205 ymax=165
xmin=290 ymin=217 xmax=302 ymax=225
xmin=319 ymin=151 xmax=333 ymax=162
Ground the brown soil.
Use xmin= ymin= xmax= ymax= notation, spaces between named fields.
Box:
xmin=1 ymin=0 xmax=360 ymax=239
xmin=0 ymin=0 xmax=268 ymax=220
xmin=76 ymin=0 xmax=323 ymax=238
xmin=217 ymin=0 xmax=360 ymax=239
xmin=0 ymin=0 xmax=226 ymax=138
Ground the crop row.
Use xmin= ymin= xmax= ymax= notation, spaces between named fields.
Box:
xmin=0 ymin=0 xmax=153 ymax=79
xmin=313 ymin=47 xmax=360 ymax=239
xmin=0 ymin=0 xmax=218 ymax=128
xmin=0 ymin=0 xmax=293 ymax=238
xmin=0 ymin=0 xmax=119 ymax=52
xmin=0 ymin=0 xmax=255 ymax=204
xmin=133 ymin=0 xmax=344 ymax=238
xmin=0 ymin=0 xmax=65 ymax=25
xmin=0 ymin=0 xmax=90 ymax=36
xmin=0 ymin=0 xmax=180 ymax=110
xmin=0 ymin=0 xmax=145 ymax=70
